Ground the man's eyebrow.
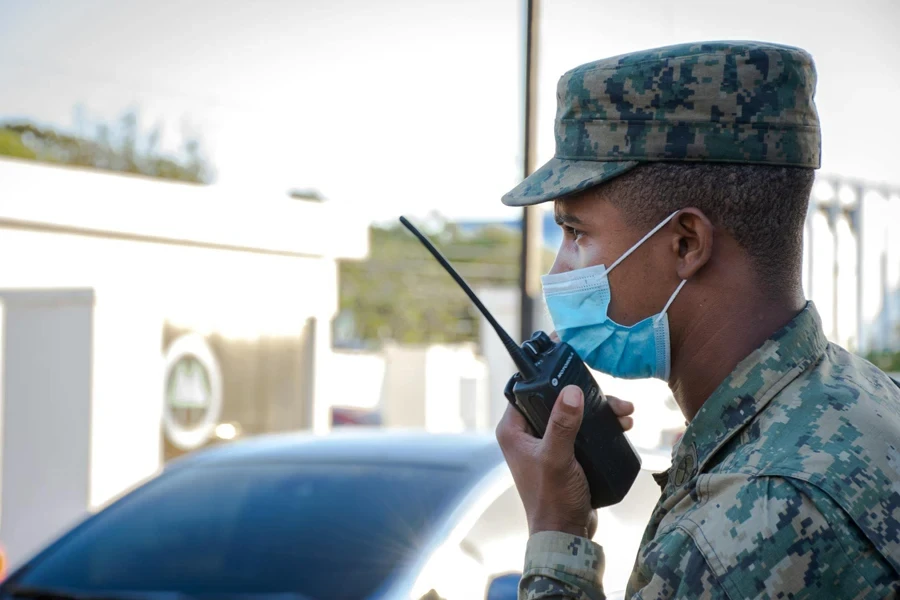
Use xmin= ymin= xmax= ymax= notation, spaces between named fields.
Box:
xmin=554 ymin=210 xmax=584 ymax=226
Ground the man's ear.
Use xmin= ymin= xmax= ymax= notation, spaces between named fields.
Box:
xmin=671 ymin=208 xmax=713 ymax=280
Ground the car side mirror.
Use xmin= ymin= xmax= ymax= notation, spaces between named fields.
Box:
xmin=486 ymin=573 xmax=520 ymax=600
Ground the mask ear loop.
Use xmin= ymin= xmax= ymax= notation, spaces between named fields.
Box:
xmin=604 ymin=210 xmax=680 ymax=277
xmin=654 ymin=279 xmax=687 ymax=325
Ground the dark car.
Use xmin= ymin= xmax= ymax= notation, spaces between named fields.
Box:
xmin=1 ymin=430 xmax=652 ymax=599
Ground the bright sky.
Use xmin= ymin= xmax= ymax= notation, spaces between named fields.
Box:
xmin=1 ymin=0 xmax=898 ymax=224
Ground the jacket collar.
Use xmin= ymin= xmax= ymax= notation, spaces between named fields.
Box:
xmin=665 ymin=302 xmax=828 ymax=489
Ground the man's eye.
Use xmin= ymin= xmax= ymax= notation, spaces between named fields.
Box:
xmin=563 ymin=225 xmax=583 ymax=239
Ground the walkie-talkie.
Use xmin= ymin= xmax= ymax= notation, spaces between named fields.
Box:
xmin=399 ymin=216 xmax=641 ymax=508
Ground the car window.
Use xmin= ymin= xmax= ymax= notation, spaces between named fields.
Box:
xmin=15 ymin=462 xmax=472 ymax=600
xmin=460 ymin=483 xmax=528 ymax=576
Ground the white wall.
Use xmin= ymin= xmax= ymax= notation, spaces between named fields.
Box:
xmin=424 ymin=345 xmax=488 ymax=433
xmin=377 ymin=343 xmax=489 ymax=433
xmin=0 ymin=159 xmax=371 ymax=561
xmin=0 ymin=301 xmax=4 ymax=538
xmin=0 ymin=158 xmax=368 ymax=261
xmin=0 ymin=290 xmax=93 ymax=570
xmin=0 ymin=223 xmax=341 ymax=510
xmin=379 ymin=345 xmax=428 ymax=429
xmin=329 ymin=350 xmax=387 ymax=412
xmin=474 ymin=287 xmax=521 ymax=428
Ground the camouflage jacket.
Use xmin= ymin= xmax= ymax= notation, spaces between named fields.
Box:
xmin=520 ymin=303 xmax=900 ymax=599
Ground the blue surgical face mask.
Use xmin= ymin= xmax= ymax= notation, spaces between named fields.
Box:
xmin=541 ymin=211 xmax=686 ymax=381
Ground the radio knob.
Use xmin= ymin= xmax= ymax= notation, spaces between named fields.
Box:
xmin=525 ymin=331 xmax=554 ymax=355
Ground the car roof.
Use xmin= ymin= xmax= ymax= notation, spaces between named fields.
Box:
xmin=168 ymin=429 xmax=506 ymax=475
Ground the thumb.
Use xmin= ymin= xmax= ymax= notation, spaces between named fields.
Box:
xmin=543 ymin=385 xmax=584 ymax=455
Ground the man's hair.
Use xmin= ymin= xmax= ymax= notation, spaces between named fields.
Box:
xmin=600 ymin=163 xmax=815 ymax=292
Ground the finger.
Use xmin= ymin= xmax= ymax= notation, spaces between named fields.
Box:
xmin=587 ymin=510 xmax=599 ymax=539
xmin=549 ymin=330 xmax=560 ymax=342
xmin=607 ymin=395 xmax=635 ymax=417
xmin=542 ymin=385 xmax=584 ymax=458
xmin=496 ymin=403 xmax=533 ymax=447
xmin=618 ymin=416 xmax=634 ymax=432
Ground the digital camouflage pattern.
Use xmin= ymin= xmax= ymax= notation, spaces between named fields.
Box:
xmin=502 ymin=41 xmax=821 ymax=207
xmin=522 ymin=532 xmax=604 ymax=600
xmin=519 ymin=303 xmax=900 ymax=599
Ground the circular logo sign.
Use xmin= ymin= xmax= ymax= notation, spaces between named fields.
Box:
xmin=163 ymin=334 xmax=223 ymax=450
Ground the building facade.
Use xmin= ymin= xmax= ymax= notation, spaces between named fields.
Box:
xmin=0 ymin=158 xmax=368 ymax=568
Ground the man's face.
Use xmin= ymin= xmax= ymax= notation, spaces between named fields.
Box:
xmin=549 ymin=190 xmax=676 ymax=326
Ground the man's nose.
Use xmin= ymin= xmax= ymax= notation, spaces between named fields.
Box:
xmin=548 ymin=252 xmax=569 ymax=275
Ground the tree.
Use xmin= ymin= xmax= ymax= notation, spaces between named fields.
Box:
xmin=0 ymin=110 xmax=214 ymax=184
xmin=863 ymin=320 xmax=900 ymax=372
xmin=337 ymin=216 xmax=555 ymax=347
xmin=0 ymin=128 xmax=37 ymax=160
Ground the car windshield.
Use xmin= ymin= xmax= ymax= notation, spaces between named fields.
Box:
xmin=14 ymin=462 xmax=474 ymax=600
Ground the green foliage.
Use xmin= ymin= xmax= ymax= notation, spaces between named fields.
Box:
xmin=0 ymin=128 xmax=37 ymax=159
xmin=865 ymin=349 xmax=900 ymax=373
xmin=0 ymin=110 xmax=214 ymax=184
xmin=337 ymin=218 xmax=555 ymax=347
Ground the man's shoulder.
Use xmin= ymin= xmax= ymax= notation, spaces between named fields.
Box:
xmin=804 ymin=341 xmax=900 ymax=405
xmin=781 ymin=341 xmax=900 ymax=409
xmin=750 ymin=342 xmax=900 ymax=476
xmin=659 ymin=473 xmax=898 ymax=598
xmin=700 ymin=342 xmax=900 ymax=506
xmin=725 ymin=340 xmax=900 ymax=458
xmin=715 ymin=345 xmax=900 ymax=575
xmin=636 ymin=340 xmax=900 ymax=597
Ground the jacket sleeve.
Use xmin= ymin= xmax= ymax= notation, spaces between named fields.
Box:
xmin=518 ymin=532 xmax=606 ymax=600
xmin=518 ymin=529 xmax=729 ymax=600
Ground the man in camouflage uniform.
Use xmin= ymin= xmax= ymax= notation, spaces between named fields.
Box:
xmin=495 ymin=41 xmax=900 ymax=599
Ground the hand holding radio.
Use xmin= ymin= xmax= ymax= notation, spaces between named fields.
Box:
xmin=497 ymin=385 xmax=592 ymax=536
xmin=497 ymin=385 xmax=636 ymax=536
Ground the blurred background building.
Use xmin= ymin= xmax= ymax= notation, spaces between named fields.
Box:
xmin=0 ymin=156 xmax=369 ymax=565
xmin=1 ymin=0 xmax=899 ymax=576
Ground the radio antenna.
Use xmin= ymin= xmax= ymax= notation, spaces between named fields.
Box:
xmin=399 ymin=216 xmax=539 ymax=380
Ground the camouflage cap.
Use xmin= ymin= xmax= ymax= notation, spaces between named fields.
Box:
xmin=502 ymin=40 xmax=821 ymax=206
